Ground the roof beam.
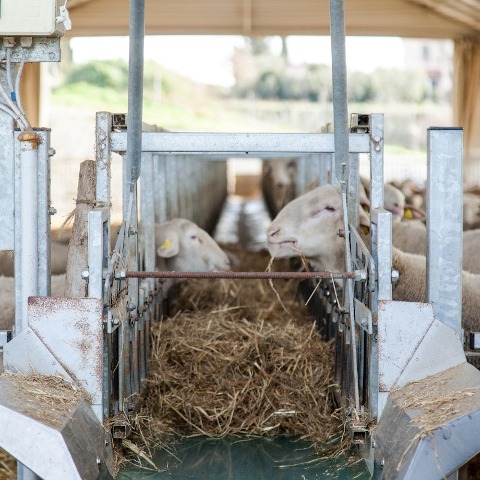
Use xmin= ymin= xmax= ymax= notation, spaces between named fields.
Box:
xmin=408 ymin=0 xmax=480 ymax=31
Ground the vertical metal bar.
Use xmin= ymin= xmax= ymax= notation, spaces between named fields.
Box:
xmin=87 ymin=210 xmax=106 ymax=300
xmin=166 ymin=155 xmax=178 ymax=218
xmin=329 ymin=0 xmax=349 ymax=183
xmin=426 ymin=128 xmax=463 ymax=335
xmin=319 ymin=153 xmax=331 ymax=186
xmin=368 ymin=114 xmax=388 ymax=420
xmin=127 ymin=0 xmax=145 ymax=189
xmin=153 ymin=153 xmax=167 ymax=224
xmin=95 ymin=112 xmax=112 ymax=208
xmin=141 ymin=152 xmax=155 ymax=272
xmin=37 ymin=129 xmax=51 ymax=297
xmin=369 ymin=114 xmax=384 ymax=210
xmin=347 ymin=153 xmax=359 ymax=227
xmin=18 ymin=131 xmax=39 ymax=333
xmin=0 ymin=108 xmax=14 ymax=250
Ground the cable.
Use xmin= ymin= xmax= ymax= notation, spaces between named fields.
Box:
xmin=14 ymin=49 xmax=27 ymax=117
xmin=0 ymin=102 xmax=21 ymax=123
xmin=0 ymin=80 xmax=28 ymax=130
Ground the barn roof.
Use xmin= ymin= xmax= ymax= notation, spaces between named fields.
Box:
xmin=67 ymin=0 xmax=480 ymax=39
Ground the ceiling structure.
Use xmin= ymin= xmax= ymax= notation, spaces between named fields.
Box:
xmin=66 ymin=0 xmax=480 ymax=40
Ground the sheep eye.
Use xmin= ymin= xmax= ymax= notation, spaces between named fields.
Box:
xmin=325 ymin=206 xmax=335 ymax=212
xmin=190 ymin=235 xmax=198 ymax=240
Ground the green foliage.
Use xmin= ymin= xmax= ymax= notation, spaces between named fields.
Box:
xmin=65 ymin=60 xmax=129 ymax=90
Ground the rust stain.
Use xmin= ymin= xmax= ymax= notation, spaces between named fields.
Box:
xmin=17 ymin=130 xmax=41 ymax=149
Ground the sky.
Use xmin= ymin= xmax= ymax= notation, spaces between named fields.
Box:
xmin=70 ymin=35 xmax=406 ymax=87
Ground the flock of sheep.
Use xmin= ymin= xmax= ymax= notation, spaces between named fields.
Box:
xmin=1 ymin=158 xmax=480 ymax=337
xmin=263 ymin=158 xmax=480 ymax=334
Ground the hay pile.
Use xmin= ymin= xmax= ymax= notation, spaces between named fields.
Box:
xmin=132 ymin=247 xmax=341 ymax=451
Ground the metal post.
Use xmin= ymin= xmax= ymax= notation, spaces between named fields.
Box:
xmin=426 ymin=128 xmax=463 ymax=335
xmin=329 ymin=0 xmax=349 ymax=183
xmin=18 ymin=131 xmax=39 ymax=334
xmin=127 ymin=0 xmax=145 ymax=189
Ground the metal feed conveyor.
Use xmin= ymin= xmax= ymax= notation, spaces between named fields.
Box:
xmin=1 ymin=111 xmax=480 ymax=479
xmin=1 ymin=0 xmax=480 ymax=475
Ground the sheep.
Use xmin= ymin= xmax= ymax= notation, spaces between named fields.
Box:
xmin=0 ymin=274 xmax=66 ymax=330
xmin=463 ymin=193 xmax=480 ymax=230
xmin=261 ymin=158 xmax=297 ymax=214
xmin=392 ymin=222 xmax=480 ymax=275
xmin=266 ymin=184 xmax=480 ymax=332
xmin=0 ymin=241 xmax=68 ymax=277
xmin=156 ymin=218 xmax=231 ymax=273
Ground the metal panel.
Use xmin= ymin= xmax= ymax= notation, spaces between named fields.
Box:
xmin=426 ymin=128 xmax=463 ymax=334
xmin=0 ymin=376 xmax=113 ymax=480
xmin=3 ymin=328 xmax=72 ymax=379
xmin=375 ymin=363 xmax=480 ymax=480
xmin=110 ymin=132 xmax=371 ymax=154
xmin=27 ymin=297 xmax=105 ymax=421
xmin=377 ymin=301 xmax=465 ymax=403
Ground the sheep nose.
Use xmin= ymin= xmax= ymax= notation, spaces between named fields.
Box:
xmin=276 ymin=182 xmax=285 ymax=189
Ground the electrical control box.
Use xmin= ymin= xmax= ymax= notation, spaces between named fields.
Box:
xmin=0 ymin=0 xmax=68 ymax=37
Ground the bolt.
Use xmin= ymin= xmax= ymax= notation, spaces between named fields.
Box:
xmin=113 ymin=317 xmax=120 ymax=325
xmin=361 ymin=317 xmax=367 ymax=327
xmin=372 ymin=440 xmax=376 ymax=448
xmin=391 ymin=270 xmax=399 ymax=283
xmin=380 ymin=458 xmax=385 ymax=466
xmin=375 ymin=145 xmax=381 ymax=152
xmin=354 ymin=269 xmax=367 ymax=281
xmin=99 ymin=134 xmax=106 ymax=141
xmin=100 ymin=143 xmax=106 ymax=150
xmin=48 ymin=207 xmax=57 ymax=216
xmin=337 ymin=229 xmax=345 ymax=238
xmin=374 ymin=136 xmax=380 ymax=143
xmin=115 ymin=269 xmax=127 ymax=280
xmin=48 ymin=148 xmax=56 ymax=157
xmin=129 ymin=227 xmax=138 ymax=236
xmin=96 ymin=457 xmax=101 ymax=466
xmin=81 ymin=269 xmax=90 ymax=280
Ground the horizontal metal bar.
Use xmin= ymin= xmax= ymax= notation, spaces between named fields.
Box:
xmin=124 ymin=270 xmax=356 ymax=279
xmin=110 ymin=132 xmax=370 ymax=155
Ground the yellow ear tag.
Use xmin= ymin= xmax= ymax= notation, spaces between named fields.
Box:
xmin=404 ymin=208 xmax=414 ymax=219
xmin=363 ymin=225 xmax=371 ymax=235
xmin=159 ymin=238 xmax=172 ymax=250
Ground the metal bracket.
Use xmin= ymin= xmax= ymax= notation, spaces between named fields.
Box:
xmin=354 ymin=299 xmax=373 ymax=334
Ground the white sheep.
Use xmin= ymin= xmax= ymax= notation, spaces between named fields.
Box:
xmin=0 ymin=274 xmax=66 ymax=330
xmin=156 ymin=218 xmax=231 ymax=273
xmin=0 ymin=241 xmax=68 ymax=277
xmin=266 ymin=184 xmax=480 ymax=331
xmin=261 ymin=158 xmax=297 ymax=213
xmin=463 ymin=193 xmax=480 ymax=230
xmin=392 ymin=222 xmax=480 ymax=275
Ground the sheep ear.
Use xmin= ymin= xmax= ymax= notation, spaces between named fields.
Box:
xmin=157 ymin=232 xmax=179 ymax=258
xmin=404 ymin=205 xmax=426 ymax=222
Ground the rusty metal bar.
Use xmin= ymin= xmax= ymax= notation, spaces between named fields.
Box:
xmin=124 ymin=270 xmax=358 ymax=280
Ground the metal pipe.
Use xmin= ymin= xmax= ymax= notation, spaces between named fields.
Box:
xmin=329 ymin=0 xmax=349 ymax=183
xmin=125 ymin=270 xmax=357 ymax=280
xmin=126 ymin=0 xmax=145 ymax=190
xmin=18 ymin=131 xmax=39 ymax=333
